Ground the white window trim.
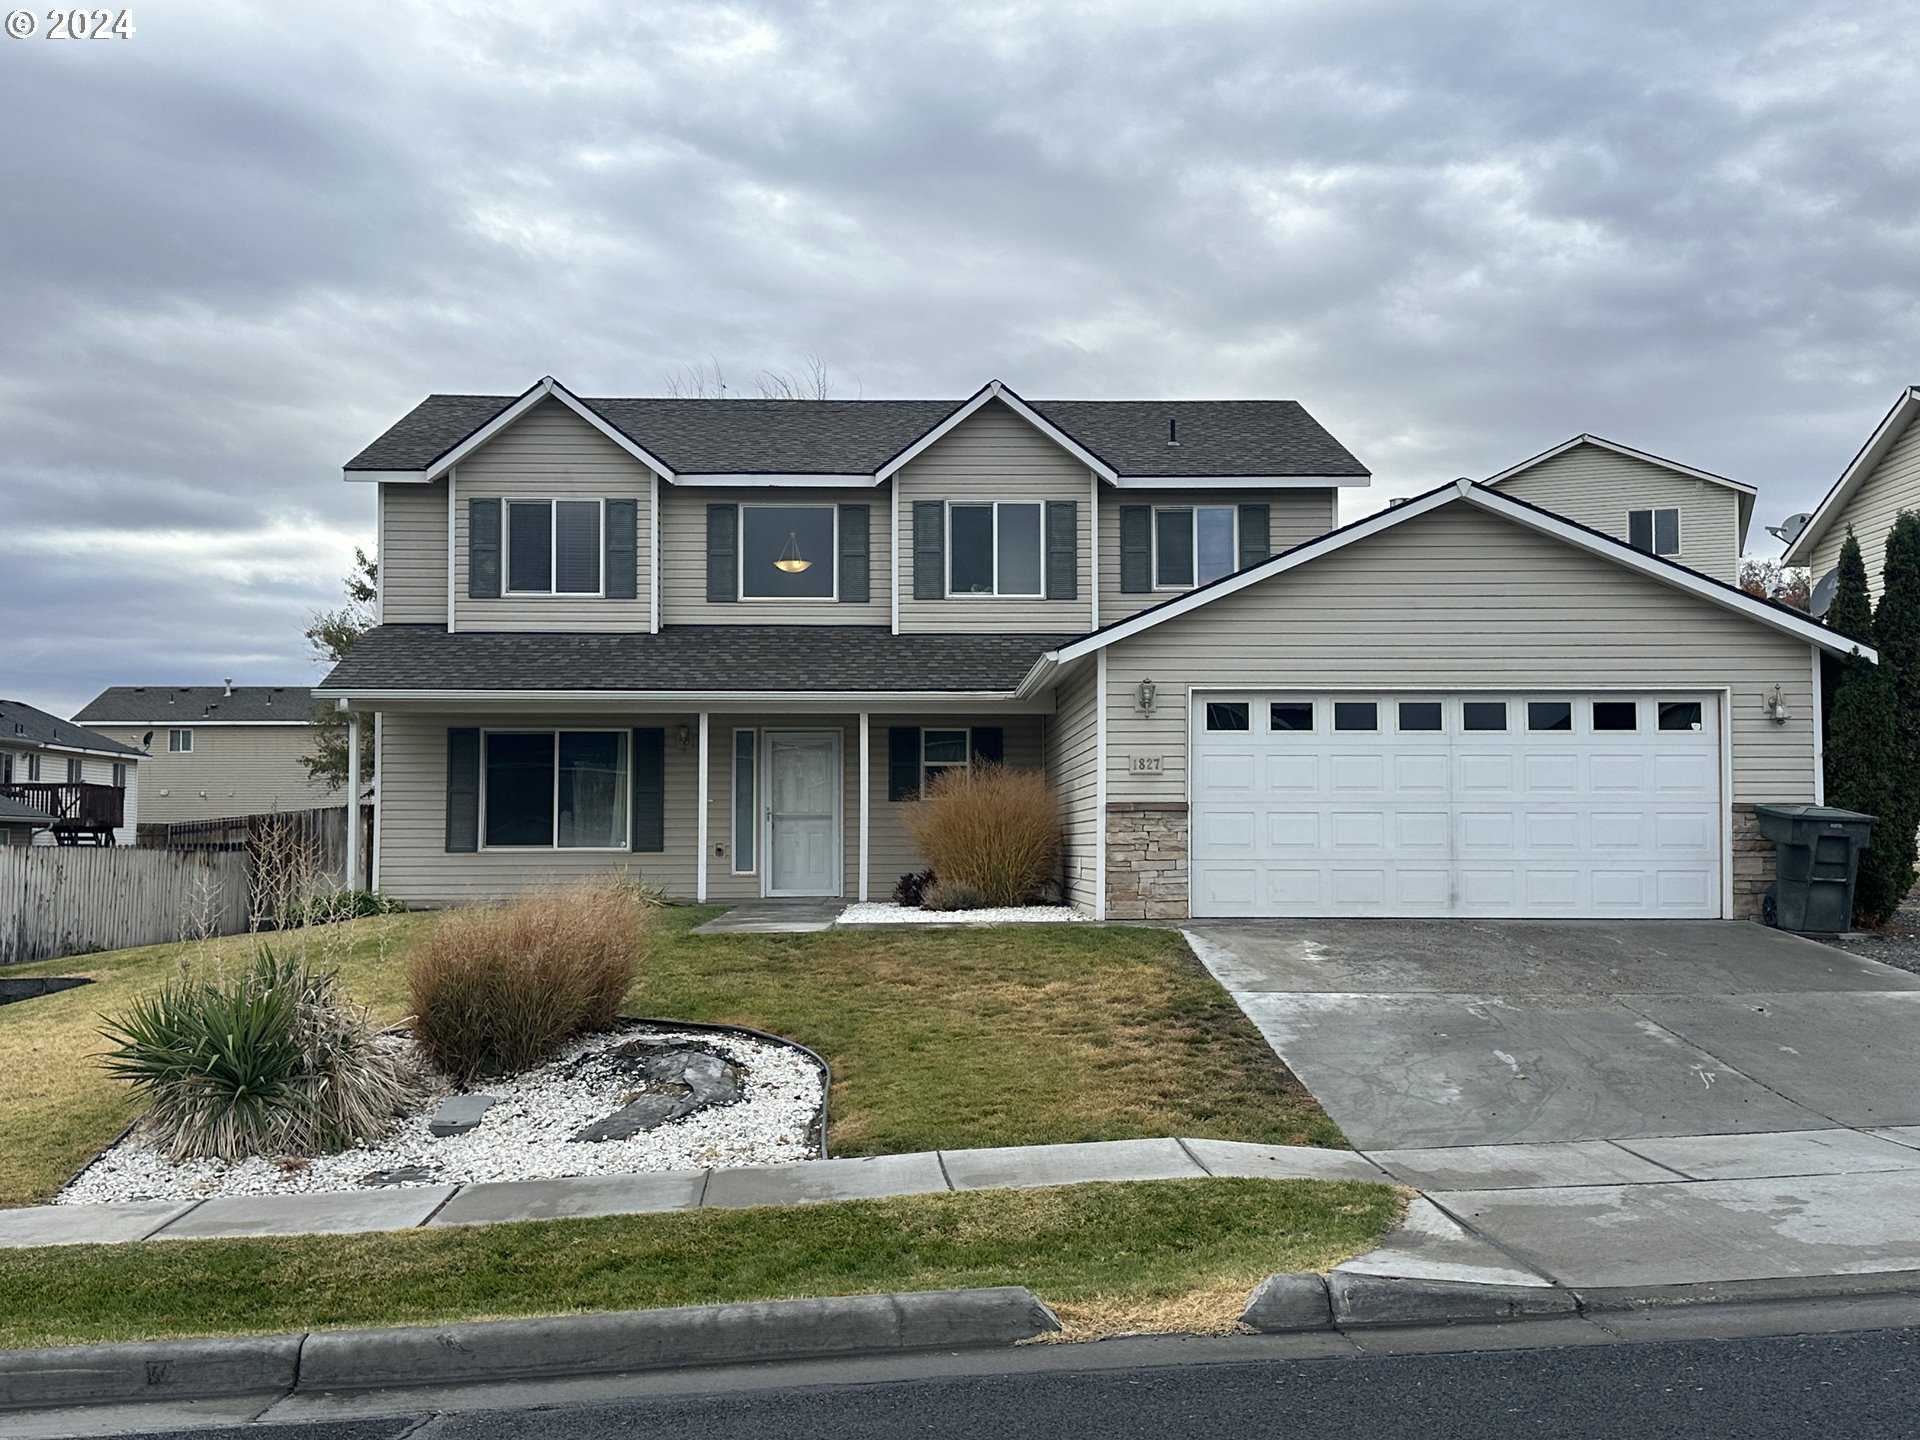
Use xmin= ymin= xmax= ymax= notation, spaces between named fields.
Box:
xmin=730 ymin=728 xmax=757 ymax=875
xmin=920 ymin=727 xmax=971 ymax=795
xmin=477 ymin=728 xmax=631 ymax=852
xmin=1627 ymin=506 xmax=1683 ymax=558
xmin=944 ymin=501 xmax=1045 ymax=599
xmin=503 ymin=497 xmax=607 ymax=598
xmin=169 ymin=729 xmax=193 ymax=753
xmin=739 ymin=502 xmax=840 ymax=603
xmin=1151 ymin=504 xmax=1239 ymax=591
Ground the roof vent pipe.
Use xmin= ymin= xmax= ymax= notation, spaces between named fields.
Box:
xmin=1167 ymin=418 xmax=1179 ymax=446
xmin=223 ymin=678 xmax=234 ymax=697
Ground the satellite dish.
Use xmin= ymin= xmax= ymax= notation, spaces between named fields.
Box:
xmin=1766 ymin=512 xmax=1812 ymax=545
xmin=1809 ymin=568 xmax=1839 ymax=619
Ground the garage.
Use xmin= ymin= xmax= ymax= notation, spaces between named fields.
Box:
xmin=1189 ymin=691 xmax=1723 ymax=919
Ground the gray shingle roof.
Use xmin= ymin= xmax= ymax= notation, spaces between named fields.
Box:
xmin=0 ymin=795 xmax=53 ymax=826
xmin=344 ymin=391 xmax=1368 ymax=479
xmin=0 ymin=699 xmax=142 ymax=756
xmin=73 ymin=686 xmax=314 ymax=724
xmin=315 ymin=626 xmax=1074 ymax=695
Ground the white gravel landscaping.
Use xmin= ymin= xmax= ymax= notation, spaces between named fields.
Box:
xmin=56 ymin=1023 xmax=826 ymax=1205
xmin=837 ymin=902 xmax=1087 ymax=925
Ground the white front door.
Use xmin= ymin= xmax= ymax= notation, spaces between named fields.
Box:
xmin=1189 ymin=691 xmax=1723 ymax=919
xmin=764 ymin=730 xmax=841 ymax=897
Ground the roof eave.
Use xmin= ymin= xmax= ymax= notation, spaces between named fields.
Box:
xmin=1784 ymin=387 xmax=1920 ymax=566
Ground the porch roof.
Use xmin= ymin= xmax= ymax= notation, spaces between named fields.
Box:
xmin=314 ymin=625 xmax=1079 ymax=700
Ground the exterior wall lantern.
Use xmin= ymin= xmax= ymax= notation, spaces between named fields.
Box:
xmin=676 ymin=723 xmax=692 ymax=752
xmin=1764 ymin=685 xmax=1792 ymax=725
xmin=1136 ymin=678 xmax=1157 ymax=714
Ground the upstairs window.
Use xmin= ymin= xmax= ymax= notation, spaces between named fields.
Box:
xmin=1628 ymin=507 xmax=1681 ymax=557
xmin=0 ymin=753 xmax=10 ymax=783
xmin=66 ymin=757 xmax=83 ymax=784
xmin=112 ymin=762 xmax=128 ymax=787
xmin=506 ymin=499 xmax=603 ymax=595
xmin=1154 ymin=506 xmax=1237 ymax=588
xmin=741 ymin=505 xmax=836 ymax=599
xmin=948 ymin=502 xmax=1043 ymax=597
xmin=168 ymin=729 xmax=193 ymax=753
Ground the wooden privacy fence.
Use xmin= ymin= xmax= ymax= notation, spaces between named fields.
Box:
xmin=0 ymin=848 xmax=251 ymax=966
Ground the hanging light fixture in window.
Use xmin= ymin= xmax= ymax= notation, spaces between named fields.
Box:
xmin=774 ymin=531 xmax=812 ymax=573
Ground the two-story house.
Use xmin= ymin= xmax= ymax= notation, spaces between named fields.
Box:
xmin=73 ymin=684 xmax=338 ymax=824
xmin=1782 ymin=386 xmax=1920 ymax=602
xmin=1482 ymin=435 xmax=1755 ymax=585
xmin=0 ymin=699 xmax=140 ymax=845
xmin=319 ymin=377 xmax=1851 ymax=923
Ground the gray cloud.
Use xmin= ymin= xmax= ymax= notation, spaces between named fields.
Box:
xmin=3 ymin=0 xmax=1918 ymax=714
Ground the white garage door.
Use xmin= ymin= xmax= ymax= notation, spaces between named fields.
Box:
xmin=1189 ymin=692 xmax=1722 ymax=919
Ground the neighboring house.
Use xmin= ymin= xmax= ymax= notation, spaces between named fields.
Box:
xmin=0 ymin=796 xmax=54 ymax=847
xmin=72 ymin=685 xmax=338 ymax=825
xmin=317 ymin=375 xmax=1845 ymax=923
xmin=0 ymin=699 xmax=140 ymax=845
xmin=1482 ymin=435 xmax=1755 ymax=585
xmin=1782 ymin=386 xmax=1920 ymax=601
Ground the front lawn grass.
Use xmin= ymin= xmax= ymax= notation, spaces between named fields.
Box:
xmin=637 ymin=909 xmax=1341 ymax=1156
xmin=0 ymin=1178 xmax=1401 ymax=1349
xmin=1 ymin=903 xmax=1338 ymax=1207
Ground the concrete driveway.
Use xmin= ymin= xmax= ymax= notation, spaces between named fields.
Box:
xmin=1184 ymin=920 xmax=1920 ymax=1151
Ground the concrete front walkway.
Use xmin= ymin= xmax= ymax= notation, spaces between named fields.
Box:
xmin=0 ymin=1139 xmax=1380 ymax=1250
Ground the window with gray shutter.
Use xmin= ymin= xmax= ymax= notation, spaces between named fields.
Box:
xmin=630 ymin=728 xmax=665 ymax=851
xmin=1237 ymin=503 xmax=1270 ymax=570
xmin=1119 ymin=505 xmax=1152 ymax=592
xmin=888 ymin=727 xmax=920 ymax=801
xmin=1045 ymin=501 xmax=1078 ymax=600
xmin=468 ymin=499 xmax=501 ymax=599
xmin=445 ymin=727 xmax=480 ymax=852
xmin=838 ymin=504 xmax=870 ymax=603
xmin=912 ymin=501 xmax=945 ymax=600
xmin=605 ymin=498 xmax=637 ymax=600
xmin=707 ymin=504 xmax=739 ymax=603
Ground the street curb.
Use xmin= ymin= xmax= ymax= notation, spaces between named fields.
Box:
xmin=1239 ymin=1270 xmax=1920 ymax=1334
xmin=0 ymin=1288 xmax=1059 ymax=1412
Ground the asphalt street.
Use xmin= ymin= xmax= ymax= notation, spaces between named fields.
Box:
xmin=79 ymin=1324 xmax=1920 ymax=1440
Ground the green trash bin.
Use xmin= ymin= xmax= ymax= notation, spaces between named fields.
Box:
xmin=1754 ymin=803 xmax=1875 ymax=934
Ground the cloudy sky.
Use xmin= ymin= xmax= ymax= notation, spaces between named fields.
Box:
xmin=3 ymin=0 xmax=1917 ymax=717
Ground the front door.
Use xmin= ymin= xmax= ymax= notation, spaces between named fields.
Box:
xmin=764 ymin=730 xmax=841 ymax=897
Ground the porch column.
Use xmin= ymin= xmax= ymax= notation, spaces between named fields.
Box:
xmin=344 ymin=708 xmax=361 ymax=891
xmin=695 ymin=712 xmax=710 ymax=902
xmin=858 ymin=712 xmax=870 ymax=901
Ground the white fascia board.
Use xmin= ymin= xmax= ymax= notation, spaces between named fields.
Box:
xmin=874 ymin=380 xmax=1119 ymax=482
xmin=343 ymin=469 xmax=431 ymax=484
xmin=78 ymin=720 xmax=312 ymax=728
xmin=670 ymin=473 xmax=882 ymax=487
xmin=311 ymin=689 xmax=1055 ymax=715
xmin=1486 ymin=434 xmax=1758 ymax=496
xmin=1107 ymin=474 xmax=1372 ymax=489
xmin=1037 ymin=477 xmax=1876 ymax=671
xmin=20 ymin=738 xmax=143 ymax=760
xmin=1785 ymin=387 xmax=1920 ymax=565
xmin=417 ymin=378 xmax=677 ymax=482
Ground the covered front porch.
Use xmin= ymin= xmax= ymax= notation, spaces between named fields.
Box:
xmin=349 ymin=701 xmax=1051 ymax=909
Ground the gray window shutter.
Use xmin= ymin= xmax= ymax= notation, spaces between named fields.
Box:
xmin=1237 ymin=504 xmax=1270 ymax=571
xmin=468 ymin=499 xmax=501 ymax=599
xmin=1045 ymin=501 xmax=1078 ymax=601
xmin=970 ymin=726 xmax=1004 ymax=765
xmin=838 ymin=504 xmax=870 ymax=604
xmin=1119 ymin=505 xmax=1152 ymax=593
xmin=630 ymin=728 xmax=665 ymax=852
xmin=912 ymin=501 xmax=944 ymax=600
xmin=706 ymin=504 xmax=738 ymax=603
xmin=606 ymin=498 xmax=638 ymax=600
xmin=888 ymin=727 xmax=920 ymax=801
xmin=445 ymin=728 xmax=479 ymax=853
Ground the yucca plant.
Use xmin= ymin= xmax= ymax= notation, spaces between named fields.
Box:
xmin=100 ymin=947 xmax=420 ymax=1162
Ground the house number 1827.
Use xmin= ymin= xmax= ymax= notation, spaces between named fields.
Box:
xmin=1130 ymin=755 xmax=1163 ymax=773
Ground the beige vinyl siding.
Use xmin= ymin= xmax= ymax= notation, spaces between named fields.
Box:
xmin=896 ymin=401 xmax=1094 ymax=633
xmin=1098 ymin=488 xmax=1336 ymax=624
xmin=452 ymin=399 xmax=655 ymax=632
xmin=90 ymin=724 xmax=336 ymax=824
xmin=379 ymin=479 xmax=449 ymax=624
xmin=1097 ymin=504 xmax=1817 ymax=809
xmin=1492 ymin=445 xmax=1743 ymax=583
xmin=658 ymin=485 xmax=891 ymax=626
xmin=1044 ymin=663 xmax=1099 ymax=909
xmin=1806 ymin=417 xmax=1920 ymax=598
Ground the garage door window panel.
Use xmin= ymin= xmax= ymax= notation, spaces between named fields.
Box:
xmin=1270 ymin=702 xmax=1314 ymax=732
xmin=1333 ymin=701 xmax=1378 ymax=732
xmin=1398 ymin=701 xmax=1443 ymax=732
xmin=1463 ymin=701 xmax=1508 ymax=732
xmin=1593 ymin=701 xmax=1638 ymax=732
xmin=1659 ymin=701 xmax=1704 ymax=731
xmin=1527 ymin=701 xmax=1573 ymax=732
xmin=1205 ymin=701 xmax=1251 ymax=731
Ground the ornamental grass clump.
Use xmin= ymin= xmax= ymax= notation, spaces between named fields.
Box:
xmin=901 ymin=764 xmax=1062 ymax=908
xmin=407 ymin=880 xmax=651 ymax=1084
xmin=100 ymin=947 xmax=421 ymax=1163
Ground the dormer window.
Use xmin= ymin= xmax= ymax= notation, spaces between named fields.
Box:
xmin=947 ymin=502 xmax=1043 ymax=598
xmin=741 ymin=505 xmax=836 ymax=599
xmin=506 ymin=499 xmax=603 ymax=595
xmin=1154 ymin=505 xmax=1237 ymax=589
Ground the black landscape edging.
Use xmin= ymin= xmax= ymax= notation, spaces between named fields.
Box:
xmin=619 ymin=1014 xmax=832 ymax=1158
xmin=0 ymin=976 xmax=92 ymax=1006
